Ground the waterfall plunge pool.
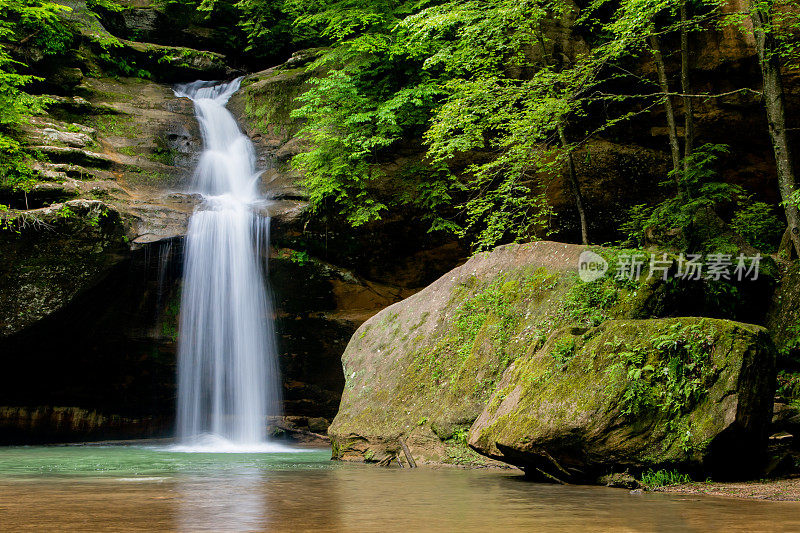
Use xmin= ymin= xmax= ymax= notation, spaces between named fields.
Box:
xmin=0 ymin=444 xmax=798 ymax=531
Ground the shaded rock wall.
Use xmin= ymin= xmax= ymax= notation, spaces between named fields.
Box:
xmin=0 ymin=240 xmax=181 ymax=442
xmin=270 ymin=251 xmax=413 ymax=418
xmin=0 ymin=200 xmax=128 ymax=337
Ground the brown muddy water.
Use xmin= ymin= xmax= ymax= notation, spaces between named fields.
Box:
xmin=0 ymin=445 xmax=798 ymax=532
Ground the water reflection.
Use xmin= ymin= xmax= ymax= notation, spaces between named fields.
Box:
xmin=2 ymin=446 xmax=800 ymax=532
xmin=176 ymin=468 xmax=267 ymax=532
xmin=173 ymin=460 xmax=345 ymax=531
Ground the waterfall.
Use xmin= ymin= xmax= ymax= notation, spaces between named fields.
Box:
xmin=172 ymin=79 xmax=283 ymax=452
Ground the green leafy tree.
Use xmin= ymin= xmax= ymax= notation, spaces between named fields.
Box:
xmin=0 ymin=0 xmax=71 ymax=194
xmin=288 ymin=0 xmax=453 ymax=227
xmin=404 ymin=0 xmax=578 ymax=249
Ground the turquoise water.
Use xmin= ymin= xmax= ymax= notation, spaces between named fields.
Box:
xmin=1 ymin=444 xmax=800 ymax=532
xmin=0 ymin=444 xmax=331 ymax=478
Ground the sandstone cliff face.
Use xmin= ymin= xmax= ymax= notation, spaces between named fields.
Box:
xmin=0 ymin=7 xmax=428 ymax=442
xmin=0 ymin=55 xmax=217 ymax=440
xmin=0 ymin=73 xmax=203 ymax=336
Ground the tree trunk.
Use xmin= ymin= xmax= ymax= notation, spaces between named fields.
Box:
xmin=558 ymin=127 xmax=589 ymax=245
xmin=751 ymin=1 xmax=800 ymax=256
xmin=680 ymin=1 xmax=695 ymax=170
xmin=649 ymin=34 xmax=682 ymax=181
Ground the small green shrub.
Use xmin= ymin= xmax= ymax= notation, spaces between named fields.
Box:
xmin=621 ymin=144 xmax=745 ymax=252
xmin=777 ymin=370 xmax=800 ymax=405
xmin=450 ymin=427 xmax=469 ymax=446
xmin=730 ymin=201 xmax=784 ymax=253
xmin=640 ymin=469 xmax=692 ymax=488
xmin=564 ymin=278 xmax=619 ymax=327
xmin=551 ymin=338 xmax=576 ymax=368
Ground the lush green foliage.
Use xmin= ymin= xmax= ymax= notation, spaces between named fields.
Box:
xmin=287 ymin=0 xmax=450 ymax=227
xmin=730 ymin=201 xmax=785 ymax=253
xmin=284 ymin=0 xmax=575 ymax=245
xmin=0 ymin=0 xmax=72 ymax=192
xmin=621 ymin=144 xmax=748 ymax=252
xmin=607 ymin=321 xmax=716 ymax=451
xmin=621 ymin=143 xmax=786 ymax=254
xmin=4 ymin=0 xmax=798 ymax=255
xmin=279 ymin=0 xmax=795 ymax=251
xmin=640 ymin=468 xmax=692 ymax=487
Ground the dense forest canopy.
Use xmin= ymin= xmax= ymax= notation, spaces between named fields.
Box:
xmin=1 ymin=0 xmax=799 ymax=254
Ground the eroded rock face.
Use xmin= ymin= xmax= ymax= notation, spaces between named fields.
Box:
xmin=0 ymin=407 xmax=170 ymax=445
xmin=0 ymin=71 xmax=207 ymax=337
xmin=270 ymin=250 xmax=415 ymax=418
xmin=0 ymin=200 xmax=128 ymax=337
xmin=52 ymin=0 xmax=232 ymax=83
xmin=469 ymin=318 xmax=775 ymax=481
xmin=0 ymin=6 xmax=219 ymax=440
xmin=228 ymin=49 xmax=324 ymax=200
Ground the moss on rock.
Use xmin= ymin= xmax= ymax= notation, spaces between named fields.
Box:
xmin=328 ymin=241 xmax=762 ymax=467
xmin=469 ymin=317 xmax=775 ymax=481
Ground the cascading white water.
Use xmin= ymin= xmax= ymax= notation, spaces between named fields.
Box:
xmin=172 ymin=79 xmax=283 ymax=452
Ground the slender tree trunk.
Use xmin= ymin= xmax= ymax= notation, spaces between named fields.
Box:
xmin=680 ymin=1 xmax=695 ymax=170
xmin=649 ymin=34 xmax=682 ymax=181
xmin=751 ymin=1 xmax=800 ymax=256
xmin=558 ymin=127 xmax=589 ymax=245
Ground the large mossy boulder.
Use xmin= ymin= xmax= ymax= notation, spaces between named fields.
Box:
xmin=469 ymin=317 xmax=775 ymax=481
xmin=328 ymin=241 xmax=776 ymax=472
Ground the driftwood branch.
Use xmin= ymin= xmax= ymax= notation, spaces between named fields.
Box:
xmin=541 ymin=450 xmax=573 ymax=479
xmin=534 ymin=467 xmax=569 ymax=485
xmin=398 ymin=436 xmax=417 ymax=468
